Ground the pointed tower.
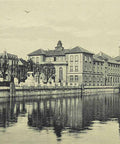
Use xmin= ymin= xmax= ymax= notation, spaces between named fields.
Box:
xmin=55 ymin=40 xmax=64 ymax=51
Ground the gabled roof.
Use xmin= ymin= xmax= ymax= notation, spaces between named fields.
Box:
xmin=93 ymin=55 xmax=104 ymax=62
xmin=95 ymin=52 xmax=112 ymax=61
xmin=113 ymin=56 xmax=120 ymax=62
xmin=65 ymin=46 xmax=94 ymax=55
xmin=94 ymin=52 xmax=120 ymax=64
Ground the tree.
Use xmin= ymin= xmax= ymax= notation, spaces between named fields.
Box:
xmin=1 ymin=54 xmax=8 ymax=80
xmin=27 ymin=59 xmax=35 ymax=72
xmin=26 ymin=59 xmax=55 ymax=83
xmin=41 ymin=63 xmax=55 ymax=82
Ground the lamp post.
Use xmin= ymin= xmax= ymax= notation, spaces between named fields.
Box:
xmin=10 ymin=60 xmax=14 ymax=83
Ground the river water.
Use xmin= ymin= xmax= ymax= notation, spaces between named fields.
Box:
xmin=0 ymin=93 xmax=120 ymax=144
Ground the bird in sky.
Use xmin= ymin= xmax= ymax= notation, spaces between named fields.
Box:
xmin=24 ymin=10 xmax=31 ymax=14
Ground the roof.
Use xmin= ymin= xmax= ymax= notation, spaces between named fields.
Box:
xmin=94 ymin=52 xmax=120 ymax=64
xmin=108 ymin=59 xmax=120 ymax=64
xmin=93 ymin=55 xmax=104 ymax=62
xmin=28 ymin=46 xmax=93 ymax=56
xmin=113 ymin=56 xmax=120 ymax=62
xmin=28 ymin=49 xmax=66 ymax=56
xmin=65 ymin=46 xmax=94 ymax=55
xmin=45 ymin=50 xmax=65 ymax=56
xmin=0 ymin=52 xmax=18 ymax=59
xmin=7 ymin=53 xmax=18 ymax=59
xmin=95 ymin=52 xmax=112 ymax=61
xmin=28 ymin=49 xmax=46 ymax=56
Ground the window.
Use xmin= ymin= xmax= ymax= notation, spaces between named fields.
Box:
xmin=9 ymin=60 xmax=12 ymax=65
xmin=75 ymin=75 xmax=78 ymax=81
xmin=75 ymin=61 xmax=78 ymax=65
xmin=54 ymin=57 xmax=56 ymax=61
xmin=70 ymin=66 xmax=73 ymax=72
xmin=59 ymin=67 xmax=63 ymax=82
xmin=85 ymin=56 xmax=87 ymax=62
xmin=70 ymin=55 xmax=73 ymax=62
xmin=36 ymin=57 xmax=39 ymax=64
xmin=75 ymin=66 xmax=78 ymax=72
xmin=70 ymin=75 xmax=73 ymax=82
xmin=88 ymin=57 xmax=91 ymax=63
xmin=75 ymin=55 xmax=78 ymax=62
xmin=32 ymin=57 xmax=35 ymax=63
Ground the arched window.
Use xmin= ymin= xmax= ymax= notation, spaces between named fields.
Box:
xmin=59 ymin=67 xmax=63 ymax=82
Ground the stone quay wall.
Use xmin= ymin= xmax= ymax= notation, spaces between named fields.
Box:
xmin=0 ymin=85 xmax=119 ymax=98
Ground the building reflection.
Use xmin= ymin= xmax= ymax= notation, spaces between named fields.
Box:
xmin=0 ymin=94 xmax=120 ymax=138
xmin=28 ymin=97 xmax=83 ymax=137
xmin=0 ymin=98 xmax=27 ymax=128
xmin=27 ymin=94 xmax=120 ymax=138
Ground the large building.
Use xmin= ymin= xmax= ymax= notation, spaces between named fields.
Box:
xmin=28 ymin=41 xmax=120 ymax=86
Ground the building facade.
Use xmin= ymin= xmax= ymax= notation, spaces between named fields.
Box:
xmin=28 ymin=41 xmax=120 ymax=86
xmin=0 ymin=51 xmax=27 ymax=82
xmin=0 ymin=51 xmax=18 ymax=81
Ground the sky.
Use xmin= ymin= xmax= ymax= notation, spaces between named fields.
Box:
xmin=0 ymin=0 xmax=120 ymax=59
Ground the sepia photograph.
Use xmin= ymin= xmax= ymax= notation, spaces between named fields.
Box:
xmin=0 ymin=0 xmax=120 ymax=144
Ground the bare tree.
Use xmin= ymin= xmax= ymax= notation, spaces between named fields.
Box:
xmin=1 ymin=55 xmax=8 ymax=80
xmin=41 ymin=63 xmax=55 ymax=82
xmin=27 ymin=59 xmax=55 ymax=82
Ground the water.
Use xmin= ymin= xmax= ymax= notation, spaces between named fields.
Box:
xmin=0 ymin=93 xmax=120 ymax=144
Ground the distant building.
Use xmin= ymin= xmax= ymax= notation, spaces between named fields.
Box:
xmin=93 ymin=52 xmax=120 ymax=86
xmin=0 ymin=51 xmax=27 ymax=82
xmin=28 ymin=41 xmax=120 ymax=86
xmin=0 ymin=51 xmax=18 ymax=81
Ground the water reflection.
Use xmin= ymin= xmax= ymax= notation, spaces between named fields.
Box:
xmin=0 ymin=98 xmax=27 ymax=128
xmin=0 ymin=94 xmax=120 ymax=140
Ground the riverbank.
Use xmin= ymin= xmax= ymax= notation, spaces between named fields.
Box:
xmin=0 ymin=85 xmax=119 ymax=98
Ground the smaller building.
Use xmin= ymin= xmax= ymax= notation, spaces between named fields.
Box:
xmin=0 ymin=51 xmax=18 ymax=81
xmin=0 ymin=51 xmax=28 ymax=83
xmin=93 ymin=52 xmax=120 ymax=86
